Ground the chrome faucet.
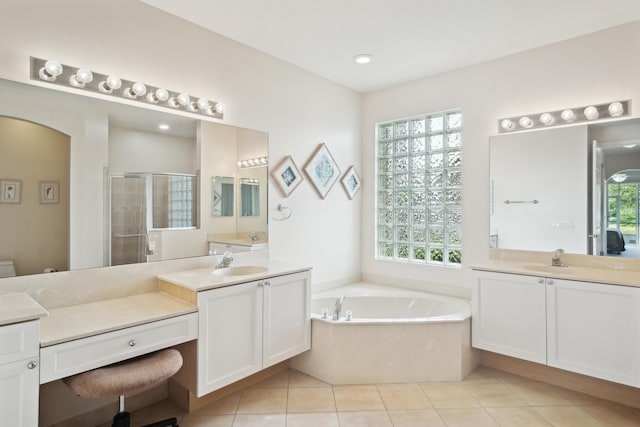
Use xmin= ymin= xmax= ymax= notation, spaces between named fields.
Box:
xmin=333 ymin=295 xmax=345 ymax=320
xmin=215 ymin=252 xmax=233 ymax=269
xmin=248 ymin=231 xmax=265 ymax=242
xmin=550 ymin=248 xmax=567 ymax=267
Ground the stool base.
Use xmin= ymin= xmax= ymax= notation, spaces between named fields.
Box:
xmin=111 ymin=410 xmax=178 ymax=427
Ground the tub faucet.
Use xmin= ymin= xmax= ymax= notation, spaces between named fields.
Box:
xmin=550 ymin=248 xmax=566 ymax=267
xmin=215 ymin=252 xmax=233 ymax=269
xmin=333 ymin=295 xmax=345 ymax=320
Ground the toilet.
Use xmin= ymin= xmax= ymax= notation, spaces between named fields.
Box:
xmin=0 ymin=260 xmax=16 ymax=278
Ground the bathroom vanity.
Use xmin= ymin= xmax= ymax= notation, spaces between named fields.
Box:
xmin=471 ymin=260 xmax=640 ymax=388
xmin=158 ymin=262 xmax=311 ymax=398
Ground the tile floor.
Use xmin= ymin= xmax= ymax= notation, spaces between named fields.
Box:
xmin=116 ymin=366 xmax=640 ymax=427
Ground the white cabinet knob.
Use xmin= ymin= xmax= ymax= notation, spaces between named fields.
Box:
xmin=537 ymin=278 xmax=544 ymax=284
xmin=128 ymin=340 xmax=137 ymax=347
xmin=27 ymin=361 xmax=38 ymax=369
xmin=547 ymin=279 xmax=554 ymax=285
xmin=264 ymin=281 xmax=271 ymax=286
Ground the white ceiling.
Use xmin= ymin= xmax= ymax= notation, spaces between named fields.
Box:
xmin=142 ymin=0 xmax=640 ymax=93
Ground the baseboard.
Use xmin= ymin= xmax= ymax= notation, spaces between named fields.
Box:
xmin=480 ymin=350 xmax=640 ymax=409
xmin=168 ymin=360 xmax=290 ymax=412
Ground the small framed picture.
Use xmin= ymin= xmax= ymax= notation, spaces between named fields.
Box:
xmin=271 ymin=155 xmax=304 ymax=197
xmin=39 ymin=181 xmax=59 ymax=204
xmin=304 ymin=143 xmax=341 ymax=199
xmin=341 ymin=166 xmax=362 ymax=199
xmin=0 ymin=179 xmax=21 ymax=204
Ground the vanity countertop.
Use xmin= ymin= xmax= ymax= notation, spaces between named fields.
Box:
xmin=472 ymin=259 xmax=640 ymax=288
xmin=0 ymin=292 xmax=48 ymax=326
xmin=40 ymin=292 xmax=197 ymax=347
xmin=157 ymin=261 xmax=312 ymax=292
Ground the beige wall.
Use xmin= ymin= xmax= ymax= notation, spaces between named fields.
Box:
xmin=0 ymin=117 xmax=70 ymax=275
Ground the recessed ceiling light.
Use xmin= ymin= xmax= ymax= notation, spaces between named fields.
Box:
xmin=354 ymin=54 xmax=372 ymax=64
xmin=158 ymin=124 xmax=170 ymax=131
xmin=623 ymin=144 xmax=637 ymax=149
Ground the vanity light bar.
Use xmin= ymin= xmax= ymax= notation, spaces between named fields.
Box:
xmin=238 ymin=156 xmax=269 ymax=168
xmin=29 ymin=57 xmax=225 ymax=119
xmin=497 ymin=100 xmax=630 ymax=133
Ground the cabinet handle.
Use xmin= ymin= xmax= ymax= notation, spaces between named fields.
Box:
xmin=27 ymin=361 xmax=38 ymax=370
xmin=547 ymin=279 xmax=554 ymax=285
xmin=258 ymin=282 xmax=264 ymax=287
xmin=537 ymin=278 xmax=544 ymax=284
xmin=264 ymin=281 xmax=271 ymax=286
xmin=128 ymin=340 xmax=137 ymax=347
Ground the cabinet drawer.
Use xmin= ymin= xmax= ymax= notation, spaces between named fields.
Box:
xmin=0 ymin=320 xmax=39 ymax=365
xmin=40 ymin=313 xmax=197 ymax=383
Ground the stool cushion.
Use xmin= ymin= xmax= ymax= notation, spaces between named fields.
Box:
xmin=63 ymin=348 xmax=183 ymax=399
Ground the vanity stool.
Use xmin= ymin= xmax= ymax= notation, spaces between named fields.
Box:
xmin=63 ymin=348 xmax=183 ymax=427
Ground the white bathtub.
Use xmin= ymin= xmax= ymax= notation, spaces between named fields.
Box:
xmin=291 ymin=282 xmax=478 ymax=384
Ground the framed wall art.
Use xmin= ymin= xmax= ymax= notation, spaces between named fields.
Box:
xmin=304 ymin=143 xmax=341 ymax=199
xmin=39 ymin=181 xmax=59 ymax=204
xmin=271 ymin=155 xmax=303 ymax=197
xmin=0 ymin=179 xmax=21 ymax=204
xmin=341 ymin=166 xmax=362 ymax=199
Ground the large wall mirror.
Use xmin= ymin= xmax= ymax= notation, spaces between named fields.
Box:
xmin=489 ymin=118 xmax=640 ymax=258
xmin=0 ymin=78 xmax=268 ymax=277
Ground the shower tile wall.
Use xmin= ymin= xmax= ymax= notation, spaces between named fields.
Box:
xmin=110 ymin=176 xmax=147 ymax=266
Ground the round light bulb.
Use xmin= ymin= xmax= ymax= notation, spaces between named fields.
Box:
xmin=518 ymin=116 xmax=533 ymax=128
xmin=584 ymin=106 xmax=599 ymax=120
xmin=155 ymin=88 xmax=169 ymax=102
xmin=68 ymin=68 xmax=93 ymax=88
xmin=539 ymin=112 xmax=555 ymax=126
xmin=214 ymin=103 xmax=225 ymax=114
xmin=561 ymin=109 xmax=576 ymax=122
xmin=39 ymin=60 xmax=63 ymax=81
xmin=196 ymin=98 xmax=210 ymax=110
xmin=132 ymin=82 xmax=147 ymax=96
xmin=608 ymin=102 xmax=624 ymax=117
xmin=98 ymin=75 xmax=122 ymax=94
xmin=186 ymin=102 xmax=199 ymax=112
xmin=500 ymin=119 xmax=515 ymax=131
xmin=177 ymin=93 xmax=191 ymax=106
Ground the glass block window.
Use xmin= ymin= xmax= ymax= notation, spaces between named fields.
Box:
xmin=376 ymin=110 xmax=462 ymax=266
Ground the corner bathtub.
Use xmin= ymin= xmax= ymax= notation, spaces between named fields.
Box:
xmin=291 ymin=283 xmax=478 ymax=384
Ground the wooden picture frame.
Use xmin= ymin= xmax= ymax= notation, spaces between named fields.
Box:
xmin=304 ymin=143 xmax=341 ymax=199
xmin=0 ymin=179 xmax=21 ymax=204
xmin=271 ymin=155 xmax=304 ymax=197
xmin=341 ymin=166 xmax=362 ymax=199
xmin=39 ymin=181 xmax=59 ymax=204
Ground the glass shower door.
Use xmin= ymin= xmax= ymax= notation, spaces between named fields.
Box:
xmin=109 ymin=175 xmax=149 ymax=266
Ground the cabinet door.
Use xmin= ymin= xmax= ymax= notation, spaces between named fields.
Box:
xmin=263 ymin=271 xmax=311 ymax=368
xmin=547 ymin=278 xmax=640 ymax=387
xmin=472 ymin=271 xmax=547 ymax=363
xmin=0 ymin=357 xmax=39 ymax=427
xmin=197 ymin=281 xmax=263 ymax=396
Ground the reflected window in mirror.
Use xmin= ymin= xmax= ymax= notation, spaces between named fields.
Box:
xmin=240 ymin=178 xmax=260 ymax=216
xmin=152 ymin=174 xmax=197 ymax=229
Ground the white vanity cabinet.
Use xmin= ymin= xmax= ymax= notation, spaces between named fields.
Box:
xmin=547 ymin=278 xmax=640 ymax=386
xmin=197 ymin=270 xmax=311 ymax=396
xmin=472 ymin=271 xmax=547 ymax=363
xmin=472 ymin=270 xmax=640 ymax=387
xmin=0 ymin=320 xmax=40 ymax=427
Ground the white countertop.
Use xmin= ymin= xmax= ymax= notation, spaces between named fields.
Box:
xmin=0 ymin=293 xmax=48 ymax=326
xmin=157 ymin=261 xmax=312 ymax=292
xmin=40 ymin=292 xmax=197 ymax=347
xmin=472 ymin=259 xmax=640 ymax=288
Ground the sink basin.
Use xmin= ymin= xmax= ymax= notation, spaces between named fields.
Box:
xmin=212 ymin=266 xmax=269 ymax=277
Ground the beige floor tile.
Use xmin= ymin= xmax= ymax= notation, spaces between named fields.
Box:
xmin=376 ymin=383 xmax=433 ymax=410
xmin=534 ymin=406 xmax=606 ymax=427
xmin=180 ymin=413 xmax=235 ymax=427
xmin=437 ymin=408 xmax=500 ymax=427
xmin=191 ymin=392 xmax=241 ymax=415
xmin=231 ymin=413 xmax=286 ymax=427
xmin=419 ymin=383 xmax=481 ymax=409
xmin=236 ymin=388 xmax=288 ymax=414
xmin=581 ymin=404 xmax=640 ymax=427
xmin=249 ymin=370 xmax=290 ymax=389
xmin=461 ymin=366 xmax=502 ymax=384
xmin=486 ymin=407 xmax=553 ymax=427
xmin=464 ymin=382 xmax=528 ymax=407
xmin=506 ymin=381 xmax=574 ymax=406
xmin=286 ymin=412 xmax=340 ymax=427
xmin=338 ymin=410 xmax=393 ymax=427
xmin=289 ymin=369 xmax=330 ymax=387
xmin=287 ymin=387 xmax=336 ymax=412
xmin=387 ymin=409 xmax=447 ymax=427
xmin=333 ymin=384 xmax=386 ymax=411
xmin=553 ymin=387 xmax=612 ymax=406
